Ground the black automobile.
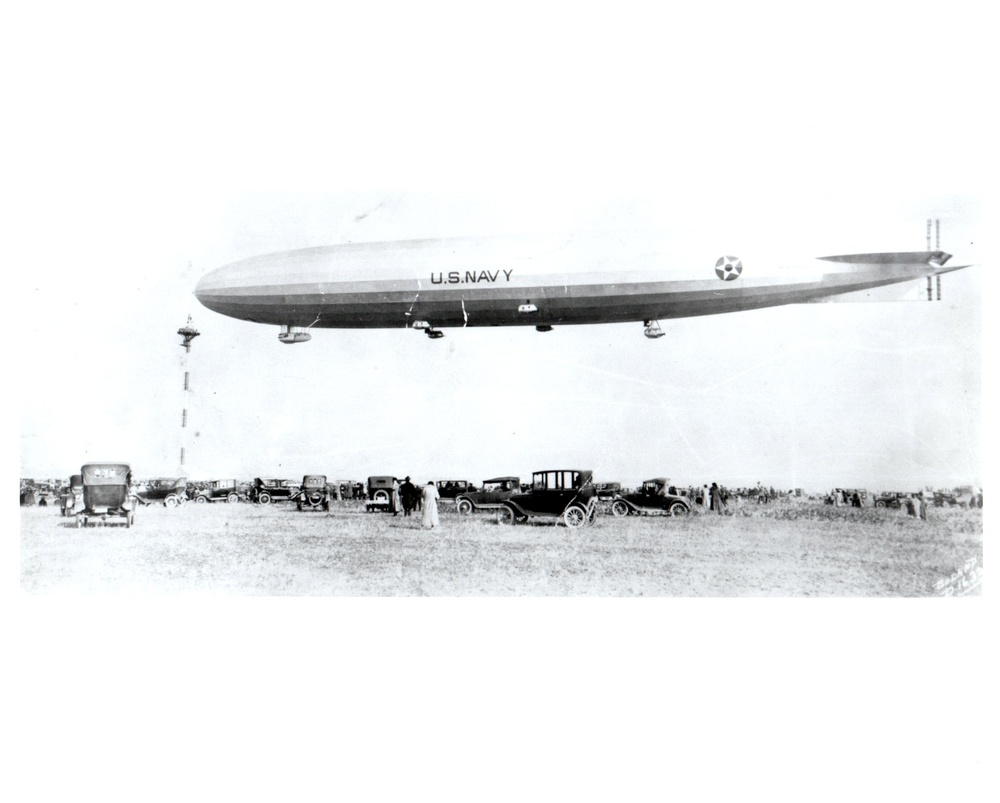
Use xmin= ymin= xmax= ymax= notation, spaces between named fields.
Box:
xmin=610 ymin=478 xmax=690 ymax=517
xmin=365 ymin=475 xmax=397 ymax=512
xmin=135 ymin=477 xmax=188 ymax=508
xmin=250 ymin=478 xmax=300 ymax=504
xmin=932 ymin=491 xmax=965 ymax=508
xmin=497 ymin=469 xmax=598 ymax=528
xmin=435 ymin=480 xmax=476 ymax=501
xmin=455 ymin=476 xmax=519 ymax=514
xmin=192 ymin=479 xmax=243 ymax=504
xmin=76 ymin=462 xmax=135 ymax=528
xmin=296 ymin=475 xmax=331 ymax=511
xmin=873 ymin=492 xmax=907 ymax=509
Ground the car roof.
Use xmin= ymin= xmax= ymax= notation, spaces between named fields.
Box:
xmin=483 ymin=476 xmax=519 ymax=483
xmin=643 ymin=477 xmax=669 ymax=484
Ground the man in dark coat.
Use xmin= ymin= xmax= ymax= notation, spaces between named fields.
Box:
xmin=400 ymin=476 xmax=416 ymax=516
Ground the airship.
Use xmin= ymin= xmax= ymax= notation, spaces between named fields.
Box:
xmin=193 ymin=231 xmax=971 ymax=343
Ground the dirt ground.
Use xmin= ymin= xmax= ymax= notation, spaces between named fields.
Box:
xmin=19 ymin=499 xmax=982 ymax=596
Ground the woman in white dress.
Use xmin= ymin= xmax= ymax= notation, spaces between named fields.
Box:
xmin=421 ymin=482 xmax=440 ymax=529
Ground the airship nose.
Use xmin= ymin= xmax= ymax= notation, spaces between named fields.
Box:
xmin=194 ymin=264 xmax=239 ymax=315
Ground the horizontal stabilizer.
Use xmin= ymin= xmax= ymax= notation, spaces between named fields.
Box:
xmin=817 ymin=251 xmax=951 ymax=266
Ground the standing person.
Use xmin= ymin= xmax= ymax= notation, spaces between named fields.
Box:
xmin=400 ymin=476 xmax=416 ymax=516
xmin=702 ymin=484 xmax=711 ymax=513
xmin=391 ymin=478 xmax=402 ymax=516
xmin=421 ymin=481 xmax=440 ymax=529
xmin=710 ymin=482 xmax=725 ymax=514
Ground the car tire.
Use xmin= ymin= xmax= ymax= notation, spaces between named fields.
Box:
xmin=610 ymin=500 xmax=630 ymax=517
xmin=227 ymin=493 xmax=239 ymax=503
xmin=259 ymin=492 xmax=272 ymax=505
xmin=457 ymin=498 xmax=473 ymax=515
xmin=875 ymin=501 xmax=886 ymax=508
xmin=668 ymin=501 xmax=688 ymax=516
xmin=373 ymin=489 xmax=389 ymax=505
xmin=165 ymin=495 xmax=180 ymax=508
xmin=497 ymin=506 xmax=515 ymax=525
xmin=563 ymin=506 xmax=588 ymax=528
xmin=195 ymin=495 xmax=207 ymax=504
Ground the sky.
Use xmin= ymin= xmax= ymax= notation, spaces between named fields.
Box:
xmin=16 ymin=190 xmax=981 ymax=493
xmin=10 ymin=5 xmax=989 ymax=498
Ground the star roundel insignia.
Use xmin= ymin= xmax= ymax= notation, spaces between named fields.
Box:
xmin=715 ymin=255 xmax=743 ymax=281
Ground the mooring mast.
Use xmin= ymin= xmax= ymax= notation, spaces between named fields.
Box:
xmin=177 ymin=315 xmax=200 ymax=470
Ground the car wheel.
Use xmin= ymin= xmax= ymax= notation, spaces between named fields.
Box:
xmin=611 ymin=500 xmax=630 ymax=517
xmin=563 ymin=506 xmax=588 ymax=528
xmin=497 ymin=506 xmax=515 ymax=525
xmin=668 ymin=501 xmax=688 ymax=516
xmin=373 ymin=489 xmax=389 ymax=505
xmin=457 ymin=498 xmax=473 ymax=515
xmin=227 ymin=493 xmax=239 ymax=503
xmin=195 ymin=495 xmax=207 ymax=504
xmin=259 ymin=492 xmax=272 ymax=505
xmin=875 ymin=501 xmax=886 ymax=508
xmin=165 ymin=495 xmax=180 ymax=508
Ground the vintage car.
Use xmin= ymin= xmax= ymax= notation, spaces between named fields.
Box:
xmin=365 ymin=475 xmax=397 ymax=512
xmin=135 ymin=477 xmax=188 ymax=508
xmin=594 ymin=482 xmax=623 ymax=500
xmin=932 ymin=491 xmax=966 ymax=507
xmin=435 ymin=480 xmax=476 ymax=500
xmin=192 ymin=479 xmax=243 ymax=503
xmin=249 ymin=478 xmax=300 ymax=504
xmin=76 ymin=462 xmax=135 ymax=528
xmin=610 ymin=478 xmax=691 ymax=517
xmin=296 ymin=475 xmax=331 ymax=511
xmin=872 ymin=492 xmax=907 ymax=509
xmin=454 ymin=476 xmax=520 ymax=514
xmin=497 ymin=469 xmax=598 ymax=528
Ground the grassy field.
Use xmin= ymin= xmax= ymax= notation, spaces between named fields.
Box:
xmin=19 ymin=498 xmax=982 ymax=596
